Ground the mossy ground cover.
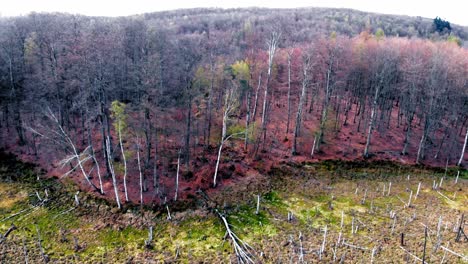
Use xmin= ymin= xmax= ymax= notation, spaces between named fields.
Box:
xmin=0 ymin=153 xmax=467 ymax=262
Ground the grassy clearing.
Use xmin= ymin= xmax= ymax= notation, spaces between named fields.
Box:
xmin=0 ymin=154 xmax=467 ymax=262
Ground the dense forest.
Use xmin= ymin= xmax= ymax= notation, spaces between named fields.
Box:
xmin=0 ymin=8 xmax=467 ymax=207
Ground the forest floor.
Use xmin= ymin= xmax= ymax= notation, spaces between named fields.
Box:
xmin=0 ymin=151 xmax=467 ymax=263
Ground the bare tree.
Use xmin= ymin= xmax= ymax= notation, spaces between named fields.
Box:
xmin=260 ymin=30 xmax=281 ymax=146
xmin=30 ymin=108 xmax=103 ymax=193
xmin=292 ymin=51 xmax=313 ymax=155
xmin=174 ymin=149 xmax=181 ymax=201
xmin=106 ymin=136 xmax=121 ymax=209
xmin=136 ymin=138 xmax=144 ymax=206
xmin=315 ymin=38 xmax=342 ymax=152
xmin=286 ymin=49 xmax=293 ymax=135
xmin=364 ymin=45 xmax=399 ymax=158
xmin=213 ymin=81 xmax=244 ymax=187
xmin=458 ymin=127 xmax=468 ymax=166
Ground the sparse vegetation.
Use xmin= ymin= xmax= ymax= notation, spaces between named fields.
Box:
xmin=1 ymin=151 xmax=466 ymax=262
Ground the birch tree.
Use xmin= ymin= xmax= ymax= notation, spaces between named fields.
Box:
xmin=260 ymin=29 xmax=281 ymax=145
xmin=110 ymin=101 xmax=129 ymax=201
xmin=213 ymin=80 xmax=244 ymax=187
xmin=458 ymin=127 xmax=468 ymax=166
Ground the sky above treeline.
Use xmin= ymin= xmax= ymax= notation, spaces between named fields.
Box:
xmin=1 ymin=0 xmax=467 ymax=26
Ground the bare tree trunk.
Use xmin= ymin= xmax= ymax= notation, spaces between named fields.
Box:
xmin=357 ymin=98 xmax=366 ymax=132
xmin=286 ymin=52 xmax=292 ymax=135
xmin=99 ymin=115 xmax=110 ymax=178
xmin=458 ymin=127 xmax=468 ymax=166
xmin=434 ymin=127 xmax=449 ymax=160
xmin=311 ymin=136 xmax=317 ymax=157
xmin=106 ymin=136 xmax=121 ymax=209
xmin=206 ymin=56 xmax=215 ymax=148
xmin=364 ymin=85 xmax=380 ymax=158
xmin=144 ymin=108 xmax=152 ymax=169
xmin=89 ymin=133 xmax=104 ymax=194
xmin=292 ymin=55 xmax=310 ymax=155
xmin=245 ymin=89 xmax=251 ymax=151
xmin=316 ymin=60 xmax=333 ymax=152
xmin=334 ymin=94 xmax=342 ymax=132
xmin=99 ymin=94 xmax=112 ymax=178
xmin=416 ymin=118 xmax=430 ymax=164
xmin=185 ymin=93 xmax=192 ymax=168
xmin=7 ymin=56 xmax=25 ymax=145
xmin=252 ymin=72 xmax=262 ymax=121
xmin=402 ymin=112 xmax=414 ymax=155
xmin=261 ymin=31 xmax=280 ymax=147
xmin=137 ymin=139 xmax=144 ymax=207
xmin=213 ymin=139 xmax=224 ymax=188
xmin=175 ymin=150 xmax=180 ymax=201
xmin=153 ymin=130 xmax=158 ymax=189
xmin=213 ymin=86 xmax=242 ymax=187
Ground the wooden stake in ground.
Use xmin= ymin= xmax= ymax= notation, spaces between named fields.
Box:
xmin=319 ymin=225 xmax=328 ymax=260
xmin=361 ymin=189 xmax=367 ymax=204
xmin=74 ymin=192 xmax=80 ymax=206
xmin=166 ymin=205 xmax=172 ymax=220
xmin=145 ymin=226 xmax=153 ymax=249
xmin=415 ymin=182 xmax=421 ymax=200
xmin=455 ymin=214 xmax=468 ymax=242
xmin=407 ymin=190 xmax=413 ymax=207
xmin=298 ymin=232 xmax=304 ymax=262
xmin=370 ymin=246 xmax=376 ymax=263
xmin=35 ymin=225 xmax=49 ymax=263
xmin=23 ymin=237 xmax=28 ymax=264
xmin=422 ymin=226 xmax=427 ymax=263
xmin=255 ymin=195 xmax=260 ymax=215
xmin=340 ymin=211 xmax=344 ymax=229
xmin=440 ymin=245 xmax=468 ymax=261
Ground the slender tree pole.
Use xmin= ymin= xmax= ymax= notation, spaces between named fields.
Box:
xmin=292 ymin=53 xmax=311 ymax=155
xmin=106 ymin=136 xmax=121 ymax=209
xmin=457 ymin=127 xmax=467 ymax=166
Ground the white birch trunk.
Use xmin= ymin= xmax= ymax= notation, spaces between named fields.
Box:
xmin=175 ymin=150 xmax=180 ymax=201
xmin=106 ymin=136 xmax=121 ymax=209
xmin=458 ymin=128 xmax=468 ymax=166
xmin=137 ymin=140 xmax=144 ymax=206
xmin=213 ymin=140 xmax=224 ymax=188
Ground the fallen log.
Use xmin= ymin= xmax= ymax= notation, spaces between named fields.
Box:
xmin=0 ymin=224 xmax=17 ymax=244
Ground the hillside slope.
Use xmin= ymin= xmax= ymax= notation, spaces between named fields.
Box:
xmin=0 ymin=8 xmax=467 ymax=207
